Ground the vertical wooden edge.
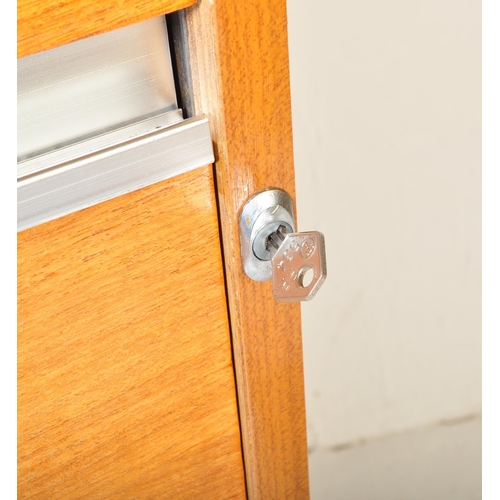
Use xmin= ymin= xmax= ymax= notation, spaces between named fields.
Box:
xmin=186 ymin=1 xmax=310 ymax=498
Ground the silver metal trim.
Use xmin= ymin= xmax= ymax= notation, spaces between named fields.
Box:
xmin=18 ymin=115 xmax=214 ymax=231
xmin=18 ymin=17 xmax=179 ymax=163
xmin=18 ymin=110 xmax=184 ymax=179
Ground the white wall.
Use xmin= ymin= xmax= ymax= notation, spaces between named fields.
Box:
xmin=287 ymin=0 xmax=481 ymax=457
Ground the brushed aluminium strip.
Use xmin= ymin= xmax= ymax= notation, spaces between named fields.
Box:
xmin=18 ymin=16 xmax=179 ymax=163
xmin=18 ymin=115 xmax=214 ymax=232
xmin=18 ymin=109 xmax=184 ymax=178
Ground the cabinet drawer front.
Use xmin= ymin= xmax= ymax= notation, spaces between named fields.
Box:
xmin=18 ymin=166 xmax=247 ymax=499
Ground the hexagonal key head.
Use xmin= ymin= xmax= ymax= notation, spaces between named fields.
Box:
xmin=271 ymin=231 xmax=327 ymax=302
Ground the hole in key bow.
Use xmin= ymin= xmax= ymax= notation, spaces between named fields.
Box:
xmin=298 ymin=266 xmax=314 ymax=288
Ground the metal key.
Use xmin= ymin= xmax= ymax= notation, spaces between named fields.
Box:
xmin=239 ymin=189 xmax=327 ymax=302
xmin=267 ymin=226 xmax=327 ymax=302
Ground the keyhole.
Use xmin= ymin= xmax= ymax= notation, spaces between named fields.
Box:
xmin=298 ymin=266 xmax=314 ymax=288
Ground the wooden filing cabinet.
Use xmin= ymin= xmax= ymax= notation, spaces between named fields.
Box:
xmin=17 ymin=1 xmax=309 ymax=498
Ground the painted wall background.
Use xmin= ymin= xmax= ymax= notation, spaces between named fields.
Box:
xmin=286 ymin=0 xmax=481 ymax=497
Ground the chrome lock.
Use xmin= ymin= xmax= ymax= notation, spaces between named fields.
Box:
xmin=239 ymin=189 xmax=327 ymax=302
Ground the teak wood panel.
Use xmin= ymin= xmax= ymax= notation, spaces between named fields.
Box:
xmin=17 ymin=0 xmax=196 ymax=58
xmin=186 ymin=1 xmax=310 ymax=497
xmin=18 ymin=167 xmax=247 ymax=499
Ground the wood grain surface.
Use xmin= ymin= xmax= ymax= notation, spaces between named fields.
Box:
xmin=18 ymin=167 xmax=247 ymax=499
xmin=186 ymin=2 xmax=310 ymax=498
xmin=17 ymin=0 xmax=196 ymax=58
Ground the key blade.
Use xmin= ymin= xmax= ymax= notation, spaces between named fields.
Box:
xmin=271 ymin=231 xmax=327 ymax=302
